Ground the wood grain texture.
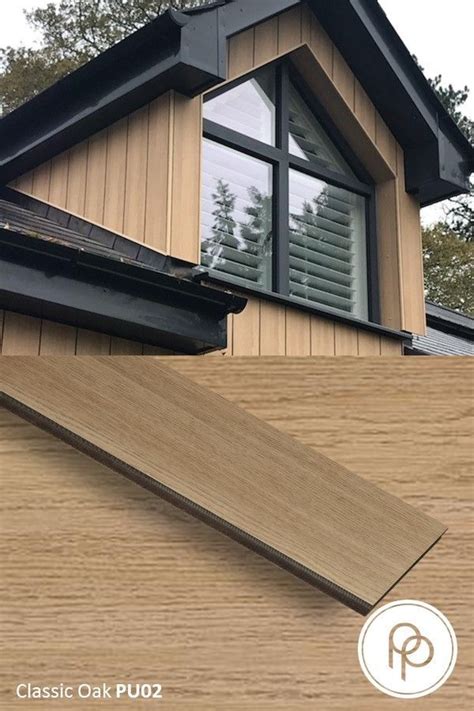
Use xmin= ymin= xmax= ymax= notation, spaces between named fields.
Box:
xmin=0 ymin=357 xmax=444 ymax=613
xmin=0 ymin=357 xmax=471 ymax=711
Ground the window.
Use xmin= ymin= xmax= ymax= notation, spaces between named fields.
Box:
xmin=201 ymin=62 xmax=375 ymax=322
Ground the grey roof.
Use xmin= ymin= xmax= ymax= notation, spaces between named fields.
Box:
xmin=412 ymin=328 xmax=473 ymax=357
xmin=411 ymin=301 xmax=474 ymax=356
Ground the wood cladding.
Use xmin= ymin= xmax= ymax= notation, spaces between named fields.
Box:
xmin=10 ymin=1 xmax=426 ymax=349
xmin=0 ymin=358 xmax=471 ymax=711
xmin=0 ymin=312 xmax=174 ymax=356
xmin=0 ymin=357 xmax=444 ymax=612
xmin=0 ymin=309 xmax=403 ymax=357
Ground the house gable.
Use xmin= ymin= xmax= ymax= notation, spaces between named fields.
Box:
xmin=9 ymin=3 xmax=422 ymax=350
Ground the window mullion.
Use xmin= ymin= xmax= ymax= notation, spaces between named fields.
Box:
xmin=274 ymin=63 xmax=290 ymax=296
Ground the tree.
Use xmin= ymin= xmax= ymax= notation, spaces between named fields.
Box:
xmin=423 ymin=223 xmax=474 ymax=314
xmin=0 ymin=0 xmax=205 ymax=115
xmin=202 ymin=179 xmax=237 ymax=270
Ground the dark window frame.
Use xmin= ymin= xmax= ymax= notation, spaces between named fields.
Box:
xmin=202 ymin=58 xmax=380 ymax=324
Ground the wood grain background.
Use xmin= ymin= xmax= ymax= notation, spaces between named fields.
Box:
xmin=0 ymin=357 xmax=472 ymax=710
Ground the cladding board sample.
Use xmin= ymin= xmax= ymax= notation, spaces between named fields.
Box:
xmin=0 ymin=357 xmax=445 ymax=613
xmin=0 ymin=358 xmax=471 ymax=711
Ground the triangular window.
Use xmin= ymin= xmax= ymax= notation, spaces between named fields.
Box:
xmin=201 ymin=62 xmax=374 ymax=322
xmin=289 ymin=82 xmax=354 ymax=177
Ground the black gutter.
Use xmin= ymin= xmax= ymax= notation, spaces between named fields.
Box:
xmin=0 ymin=228 xmax=246 ymax=354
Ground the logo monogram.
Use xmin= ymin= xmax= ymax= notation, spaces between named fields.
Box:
xmin=388 ymin=623 xmax=434 ymax=681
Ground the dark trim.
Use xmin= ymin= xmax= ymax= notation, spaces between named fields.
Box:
xmin=0 ymin=391 xmax=371 ymax=615
xmin=203 ymin=59 xmax=379 ymax=324
xmin=0 ymin=227 xmax=246 ymax=354
xmin=198 ymin=271 xmax=410 ymax=343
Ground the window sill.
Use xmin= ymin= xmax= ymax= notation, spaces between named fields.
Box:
xmin=194 ymin=270 xmax=412 ymax=343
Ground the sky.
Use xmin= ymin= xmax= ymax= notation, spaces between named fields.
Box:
xmin=0 ymin=0 xmax=472 ymax=222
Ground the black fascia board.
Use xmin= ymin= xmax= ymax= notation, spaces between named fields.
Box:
xmin=0 ymin=228 xmax=247 ymax=354
xmin=309 ymin=0 xmax=474 ymax=204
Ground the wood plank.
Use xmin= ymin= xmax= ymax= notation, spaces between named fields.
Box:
xmin=232 ymin=298 xmax=260 ymax=356
xmin=332 ymin=47 xmax=355 ymax=109
xmin=375 ymin=113 xmax=397 ymax=173
xmin=310 ymin=316 xmax=336 ymax=355
xmin=357 ymin=330 xmax=381 ymax=356
xmin=170 ymin=94 xmax=202 ymax=262
xmin=31 ymin=160 xmax=51 ymax=202
xmin=354 ymin=79 xmax=376 ymax=140
xmin=228 ymin=28 xmax=255 ymax=79
xmin=286 ymin=308 xmax=311 ymax=355
xmin=254 ymin=17 xmax=278 ymax=66
xmin=145 ymin=94 xmax=171 ymax=251
xmin=39 ymin=321 xmax=77 ymax=355
xmin=380 ymin=338 xmax=403 ymax=355
xmin=376 ymin=178 xmax=403 ymax=330
xmin=260 ymin=301 xmax=286 ymax=355
xmin=110 ymin=337 xmax=143 ymax=355
xmin=396 ymin=144 xmax=426 ymax=335
xmin=66 ymin=141 xmax=88 ymax=215
xmin=75 ymin=329 xmax=111 ymax=355
xmin=309 ymin=13 xmax=333 ymax=76
xmin=1 ymin=357 xmax=470 ymax=710
xmin=48 ymin=150 xmax=70 ymax=207
xmin=335 ymin=323 xmax=359 ymax=355
xmin=277 ymin=7 xmax=303 ymax=54
xmin=84 ymin=129 xmax=107 ymax=225
xmin=0 ymin=357 xmax=445 ymax=614
xmin=12 ymin=169 xmax=34 ymax=195
xmin=123 ymin=105 xmax=148 ymax=242
xmin=103 ymin=118 xmax=128 ymax=234
xmin=1 ymin=312 xmax=41 ymax=355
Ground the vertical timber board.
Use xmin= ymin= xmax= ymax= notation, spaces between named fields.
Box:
xmin=335 ymin=323 xmax=359 ymax=355
xmin=396 ymin=145 xmax=426 ymax=335
xmin=286 ymin=308 xmax=311 ymax=355
xmin=66 ymin=141 xmax=88 ymax=216
xmin=1 ymin=312 xmax=41 ymax=355
xmin=232 ymin=298 xmax=260 ymax=356
xmin=84 ymin=129 xmax=108 ymax=225
xmin=254 ymin=18 xmax=278 ymax=66
xmin=277 ymin=7 xmax=303 ymax=55
xmin=76 ymin=330 xmax=112 ymax=356
xmin=170 ymin=93 xmax=202 ymax=263
xmin=39 ymin=322 xmax=77 ymax=355
xmin=145 ymin=94 xmax=171 ymax=252
xmin=260 ymin=301 xmax=286 ymax=356
xmin=123 ymin=106 xmax=149 ymax=243
xmin=228 ymin=27 xmax=255 ymax=79
xmin=357 ymin=330 xmax=381 ymax=356
xmin=376 ymin=179 xmax=403 ymax=330
xmin=310 ymin=316 xmax=336 ymax=355
xmin=103 ymin=117 xmax=128 ymax=234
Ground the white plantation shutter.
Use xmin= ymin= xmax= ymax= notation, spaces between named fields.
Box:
xmin=289 ymin=83 xmax=354 ymax=176
xmin=289 ymin=170 xmax=368 ymax=318
xmin=201 ymin=139 xmax=273 ymax=290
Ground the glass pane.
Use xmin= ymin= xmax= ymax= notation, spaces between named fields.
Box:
xmin=204 ymin=67 xmax=276 ymax=145
xmin=289 ymin=82 xmax=354 ymax=176
xmin=201 ymin=140 xmax=273 ymax=291
xmin=289 ymin=169 xmax=368 ymax=318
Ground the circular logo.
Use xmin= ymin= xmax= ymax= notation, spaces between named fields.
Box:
xmin=358 ymin=600 xmax=457 ymax=699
